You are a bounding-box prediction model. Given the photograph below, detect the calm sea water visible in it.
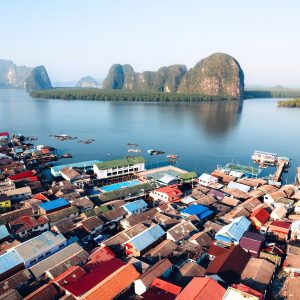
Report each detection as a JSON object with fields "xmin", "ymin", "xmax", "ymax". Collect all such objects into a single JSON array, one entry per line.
[{"xmin": 1, "ymin": 89, "xmax": 299, "ymax": 183}]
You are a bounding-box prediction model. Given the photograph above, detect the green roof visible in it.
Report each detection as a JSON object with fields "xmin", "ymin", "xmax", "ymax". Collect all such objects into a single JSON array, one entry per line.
[
  {"xmin": 179, "ymin": 171, "xmax": 198, "ymax": 181},
  {"xmin": 99, "ymin": 181, "xmax": 158, "ymax": 202},
  {"xmin": 95, "ymin": 156, "xmax": 145, "ymax": 170}
]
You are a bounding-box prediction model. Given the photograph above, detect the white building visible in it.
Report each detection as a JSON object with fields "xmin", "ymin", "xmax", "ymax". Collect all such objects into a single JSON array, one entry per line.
[
  {"xmin": 6, "ymin": 187, "xmax": 32, "ymax": 202},
  {"xmin": 198, "ymin": 173, "xmax": 218, "ymax": 187},
  {"xmin": 9, "ymin": 231, "xmax": 67, "ymax": 268},
  {"xmin": 93, "ymin": 157, "xmax": 145, "ymax": 179}
]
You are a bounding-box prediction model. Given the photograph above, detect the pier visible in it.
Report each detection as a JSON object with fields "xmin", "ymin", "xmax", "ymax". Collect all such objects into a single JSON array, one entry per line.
[{"xmin": 273, "ymin": 161, "xmax": 286, "ymax": 182}]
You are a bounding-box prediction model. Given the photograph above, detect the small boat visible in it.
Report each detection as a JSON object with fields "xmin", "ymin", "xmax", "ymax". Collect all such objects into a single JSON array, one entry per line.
[
  {"xmin": 128, "ymin": 148, "xmax": 142, "ymax": 153},
  {"xmin": 60, "ymin": 153, "xmax": 72, "ymax": 158},
  {"xmin": 127, "ymin": 142, "xmax": 139, "ymax": 147},
  {"xmin": 148, "ymin": 149, "xmax": 165, "ymax": 156},
  {"xmin": 78, "ymin": 139, "xmax": 95, "ymax": 144},
  {"xmin": 167, "ymin": 154, "xmax": 179, "ymax": 159}
]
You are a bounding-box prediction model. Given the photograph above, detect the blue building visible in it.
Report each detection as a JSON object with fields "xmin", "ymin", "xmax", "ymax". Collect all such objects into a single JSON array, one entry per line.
[
  {"xmin": 181, "ymin": 204, "xmax": 214, "ymax": 220},
  {"xmin": 215, "ymin": 216, "xmax": 251, "ymax": 245},
  {"xmin": 122, "ymin": 199, "xmax": 148, "ymax": 216},
  {"xmin": 0, "ymin": 250, "xmax": 24, "ymax": 280},
  {"xmin": 39, "ymin": 198, "xmax": 70, "ymax": 214}
]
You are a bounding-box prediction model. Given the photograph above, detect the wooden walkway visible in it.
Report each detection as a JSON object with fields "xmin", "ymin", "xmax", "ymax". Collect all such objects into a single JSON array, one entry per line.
[{"xmin": 273, "ymin": 161, "xmax": 285, "ymax": 182}]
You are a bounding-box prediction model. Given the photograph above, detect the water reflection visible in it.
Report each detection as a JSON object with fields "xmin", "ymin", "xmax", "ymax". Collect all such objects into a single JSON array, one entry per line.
[{"xmin": 193, "ymin": 100, "xmax": 243, "ymax": 137}]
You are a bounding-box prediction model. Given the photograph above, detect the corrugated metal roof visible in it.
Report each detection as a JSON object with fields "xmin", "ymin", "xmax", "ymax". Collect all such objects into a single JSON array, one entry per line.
[
  {"xmin": 228, "ymin": 181, "xmax": 251, "ymax": 193},
  {"xmin": 181, "ymin": 204, "xmax": 214, "ymax": 220},
  {"xmin": 95, "ymin": 156, "xmax": 145, "ymax": 170},
  {"xmin": 128, "ymin": 225, "xmax": 165, "ymax": 251},
  {"xmin": 122, "ymin": 199, "xmax": 147, "ymax": 213},
  {"xmin": 0, "ymin": 251, "xmax": 23, "ymax": 275},
  {"xmin": 38, "ymin": 198, "xmax": 69, "ymax": 212},
  {"xmin": 0, "ymin": 225, "xmax": 9, "ymax": 240}
]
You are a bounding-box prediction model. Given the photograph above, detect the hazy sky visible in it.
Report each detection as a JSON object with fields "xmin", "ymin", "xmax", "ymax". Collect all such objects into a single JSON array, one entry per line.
[{"xmin": 1, "ymin": 0, "xmax": 300, "ymax": 86}]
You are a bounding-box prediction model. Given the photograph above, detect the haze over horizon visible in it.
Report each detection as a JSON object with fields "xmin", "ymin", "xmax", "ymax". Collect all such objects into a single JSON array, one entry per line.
[{"xmin": 1, "ymin": 0, "xmax": 300, "ymax": 87}]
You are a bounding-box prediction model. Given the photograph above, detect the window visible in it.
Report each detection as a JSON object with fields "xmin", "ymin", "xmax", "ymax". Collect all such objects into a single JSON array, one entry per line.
[
  {"xmin": 45, "ymin": 251, "xmax": 51, "ymax": 256},
  {"xmin": 38, "ymin": 255, "xmax": 44, "ymax": 260},
  {"xmin": 118, "ymin": 171, "xmax": 123, "ymax": 174},
  {"xmin": 59, "ymin": 244, "xmax": 64, "ymax": 249},
  {"xmin": 113, "ymin": 172, "xmax": 117, "ymax": 175},
  {"xmin": 134, "ymin": 168, "xmax": 138, "ymax": 171},
  {"xmin": 107, "ymin": 173, "xmax": 112, "ymax": 176},
  {"xmin": 30, "ymin": 259, "xmax": 36, "ymax": 265},
  {"xmin": 129, "ymin": 169, "xmax": 134, "ymax": 172}
]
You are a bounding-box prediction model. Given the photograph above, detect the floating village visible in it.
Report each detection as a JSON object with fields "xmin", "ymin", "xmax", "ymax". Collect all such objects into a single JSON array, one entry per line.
[{"xmin": 1, "ymin": 131, "xmax": 300, "ymax": 300}]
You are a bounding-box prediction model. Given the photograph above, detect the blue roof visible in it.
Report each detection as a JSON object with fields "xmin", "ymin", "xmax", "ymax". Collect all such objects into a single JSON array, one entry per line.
[
  {"xmin": 129, "ymin": 225, "xmax": 165, "ymax": 251},
  {"xmin": 122, "ymin": 199, "xmax": 148, "ymax": 213},
  {"xmin": 0, "ymin": 251, "xmax": 24, "ymax": 275},
  {"xmin": 39, "ymin": 198, "xmax": 69, "ymax": 212},
  {"xmin": 181, "ymin": 204, "xmax": 214, "ymax": 220},
  {"xmin": 215, "ymin": 216, "xmax": 251, "ymax": 244},
  {"xmin": 0, "ymin": 225, "xmax": 9, "ymax": 240}
]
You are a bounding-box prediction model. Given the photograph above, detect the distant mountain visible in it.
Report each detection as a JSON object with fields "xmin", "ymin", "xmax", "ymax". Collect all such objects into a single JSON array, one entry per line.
[
  {"xmin": 25, "ymin": 66, "xmax": 52, "ymax": 92},
  {"xmin": 102, "ymin": 53, "xmax": 244, "ymax": 99},
  {"xmin": 102, "ymin": 64, "xmax": 187, "ymax": 93},
  {"xmin": 178, "ymin": 53, "xmax": 244, "ymax": 100},
  {"xmin": 0, "ymin": 59, "xmax": 32, "ymax": 88},
  {"xmin": 76, "ymin": 76, "xmax": 99, "ymax": 88}
]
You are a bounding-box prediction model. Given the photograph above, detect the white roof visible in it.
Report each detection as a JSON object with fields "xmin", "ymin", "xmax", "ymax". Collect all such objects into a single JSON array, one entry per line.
[
  {"xmin": 223, "ymin": 287, "xmax": 259, "ymax": 300},
  {"xmin": 159, "ymin": 174, "xmax": 178, "ymax": 184},
  {"xmin": 198, "ymin": 173, "xmax": 214, "ymax": 182},
  {"xmin": 228, "ymin": 181, "xmax": 251, "ymax": 193},
  {"xmin": 229, "ymin": 170, "xmax": 244, "ymax": 178},
  {"xmin": 271, "ymin": 206, "xmax": 287, "ymax": 219},
  {"xmin": 181, "ymin": 196, "xmax": 196, "ymax": 204}
]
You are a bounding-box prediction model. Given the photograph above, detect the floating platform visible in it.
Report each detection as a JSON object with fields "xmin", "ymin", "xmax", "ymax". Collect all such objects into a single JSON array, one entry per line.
[{"xmin": 223, "ymin": 163, "xmax": 263, "ymax": 178}]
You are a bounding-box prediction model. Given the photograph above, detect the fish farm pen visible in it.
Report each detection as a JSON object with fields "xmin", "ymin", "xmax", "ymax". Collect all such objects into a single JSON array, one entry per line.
[{"xmin": 223, "ymin": 163, "xmax": 263, "ymax": 178}]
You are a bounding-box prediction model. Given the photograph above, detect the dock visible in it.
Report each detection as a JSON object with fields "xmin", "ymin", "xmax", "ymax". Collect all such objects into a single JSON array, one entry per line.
[{"xmin": 273, "ymin": 161, "xmax": 286, "ymax": 182}]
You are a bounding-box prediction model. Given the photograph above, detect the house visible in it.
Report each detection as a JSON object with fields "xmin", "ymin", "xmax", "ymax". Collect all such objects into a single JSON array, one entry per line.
[
  {"xmin": 181, "ymin": 204, "xmax": 214, "ymax": 221},
  {"xmin": 80, "ymin": 216, "xmax": 103, "ymax": 236},
  {"xmin": 158, "ymin": 173, "xmax": 181, "ymax": 186},
  {"xmin": 52, "ymin": 266, "xmax": 86, "ymax": 287},
  {"xmin": 143, "ymin": 239, "xmax": 177, "ymax": 263},
  {"xmin": 122, "ymin": 199, "xmax": 148, "ymax": 216},
  {"xmin": 241, "ymin": 257, "xmax": 275, "ymax": 293},
  {"xmin": 5, "ymin": 187, "xmax": 32, "ymax": 202},
  {"xmin": 101, "ymin": 206, "xmax": 127, "ymax": 227},
  {"xmin": 10, "ymin": 231, "xmax": 67, "ymax": 268},
  {"xmin": 287, "ymin": 277, "xmax": 300, "ymax": 300},
  {"xmin": 38, "ymin": 198, "xmax": 70, "ymax": 214},
  {"xmin": 81, "ymin": 263, "xmax": 140, "ymax": 300},
  {"xmin": 0, "ymin": 225, "xmax": 10, "ymax": 242},
  {"xmin": 284, "ymin": 254, "xmax": 300, "ymax": 276},
  {"xmin": 166, "ymin": 220, "xmax": 197, "ymax": 243},
  {"xmin": 134, "ymin": 258, "xmax": 172, "ymax": 295},
  {"xmin": 264, "ymin": 190, "xmax": 287, "ymax": 205},
  {"xmin": 70, "ymin": 196, "xmax": 94, "ymax": 212},
  {"xmin": 268, "ymin": 220, "xmax": 291, "ymax": 240},
  {"xmin": 198, "ymin": 173, "xmax": 218, "ymax": 187},
  {"xmin": 170, "ymin": 241, "xmax": 205, "ymax": 268},
  {"xmin": 120, "ymin": 208, "xmax": 157, "ymax": 229},
  {"xmin": 150, "ymin": 185, "xmax": 183, "ymax": 203},
  {"xmin": 88, "ymin": 245, "xmax": 116, "ymax": 265},
  {"xmin": 215, "ymin": 216, "xmax": 251, "ymax": 245},
  {"xmin": 239, "ymin": 231, "xmax": 265, "ymax": 257},
  {"xmin": 271, "ymin": 206, "xmax": 288, "ymax": 220},
  {"xmin": 8, "ymin": 215, "xmax": 49, "ymax": 238},
  {"xmin": 227, "ymin": 181, "xmax": 251, "ymax": 193},
  {"xmin": 175, "ymin": 261, "xmax": 206, "ymax": 285},
  {"xmin": 60, "ymin": 167, "xmax": 82, "ymax": 182},
  {"xmin": 64, "ymin": 258, "xmax": 127, "ymax": 297},
  {"xmin": 0, "ymin": 251, "xmax": 24, "ymax": 281},
  {"xmin": 176, "ymin": 277, "xmax": 226, "ymax": 300},
  {"xmin": 124, "ymin": 224, "xmax": 165, "ymax": 256},
  {"xmin": 93, "ymin": 156, "xmax": 145, "ymax": 179},
  {"xmin": 250, "ymin": 207, "xmax": 270, "ymax": 229},
  {"xmin": 46, "ymin": 206, "xmax": 79, "ymax": 226},
  {"xmin": 23, "ymin": 282, "xmax": 62, "ymax": 300},
  {"xmin": 206, "ymin": 245, "xmax": 250, "ymax": 284},
  {"xmin": 142, "ymin": 277, "xmax": 182, "ymax": 299},
  {"xmin": 29, "ymin": 242, "xmax": 85, "ymax": 279},
  {"xmin": 290, "ymin": 220, "xmax": 300, "ymax": 240},
  {"xmin": 223, "ymin": 286, "xmax": 263, "ymax": 300},
  {"xmin": 128, "ymin": 257, "xmax": 150, "ymax": 274}
]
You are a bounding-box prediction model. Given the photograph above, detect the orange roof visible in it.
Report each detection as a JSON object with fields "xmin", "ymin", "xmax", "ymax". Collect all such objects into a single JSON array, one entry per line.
[
  {"xmin": 176, "ymin": 277, "xmax": 226, "ymax": 300},
  {"xmin": 82, "ymin": 264, "xmax": 140, "ymax": 300},
  {"xmin": 33, "ymin": 193, "xmax": 49, "ymax": 201},
  {"xmin": 151, "ymin": 278, "xmax": 182, "ymax": 295},
  {"xmin": 155, "ymin": 185, "xmax": 183, "ymax": 199}
]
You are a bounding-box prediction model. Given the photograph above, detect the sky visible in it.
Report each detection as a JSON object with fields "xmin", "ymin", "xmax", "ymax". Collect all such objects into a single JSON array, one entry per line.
[{"xmin": 1, "ymin": 0, "xmax": 300, "ymax": 87}]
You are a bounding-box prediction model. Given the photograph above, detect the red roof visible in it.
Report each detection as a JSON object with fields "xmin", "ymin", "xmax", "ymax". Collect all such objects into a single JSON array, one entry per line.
[
  {"xmin": 53, "ymin": 266, "xmax": 86, "ymax": 286},
  {"xmin": 9, "ymin": 215, "xmax": 49, "ymax": 234},
  {"xmin": 8, "ymin": 170, "xmax": 36, "ymax": 181},
  {"xmin": 65, "ymin": 258, "xmax": 126, "ymax": 296},
  {"xmin": 89, "ymin": 245, "xmax": 116, "ymax": 262},
  {"xmin": 151, "ymin": 278, "xmax": 182, "ymax": 295},
  {"xmin": 155, "ymin": 185, "xmax": 183, "ymax": 201},
  {"xmin": 0, "ymin": 132, "xmax": 9, "ymax": 137},
  {"xmin": 176, "ymin": 277, "xmax": 226, "ymax": 300},
  {"xmin": 250, "ymin": 207, "xmax": 270, "ymax": 225},
  {"xmin": 232, "ymin": 283, "xmax": 264, "ymax": 300},
  {"xmin": 208, "ymin": 242, "xmax": 230, "ymax": 257},
  {"xmin": 270, "ymin": 220, "xmax": 291, "ymax": 230},
  {"xmin": 33, "ymin": 193, "xmax": 49, "ymax": 201}
]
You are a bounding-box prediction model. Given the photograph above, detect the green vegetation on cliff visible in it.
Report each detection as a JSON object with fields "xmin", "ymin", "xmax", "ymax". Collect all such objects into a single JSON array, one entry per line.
[
  {"xmin": 25, "ymin": 66, "xmax": 52, "ymax": 92},
  {"xmin": 178, "ymin": 53, "xmax": 244, "ymax": 99},
  {"xmin": 30, "ymin": 88, "xmax": 236, "ymax": 102},
  {"xmin": 278, "ymin": 98, "xmax": 300, "ymax": 107}
]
